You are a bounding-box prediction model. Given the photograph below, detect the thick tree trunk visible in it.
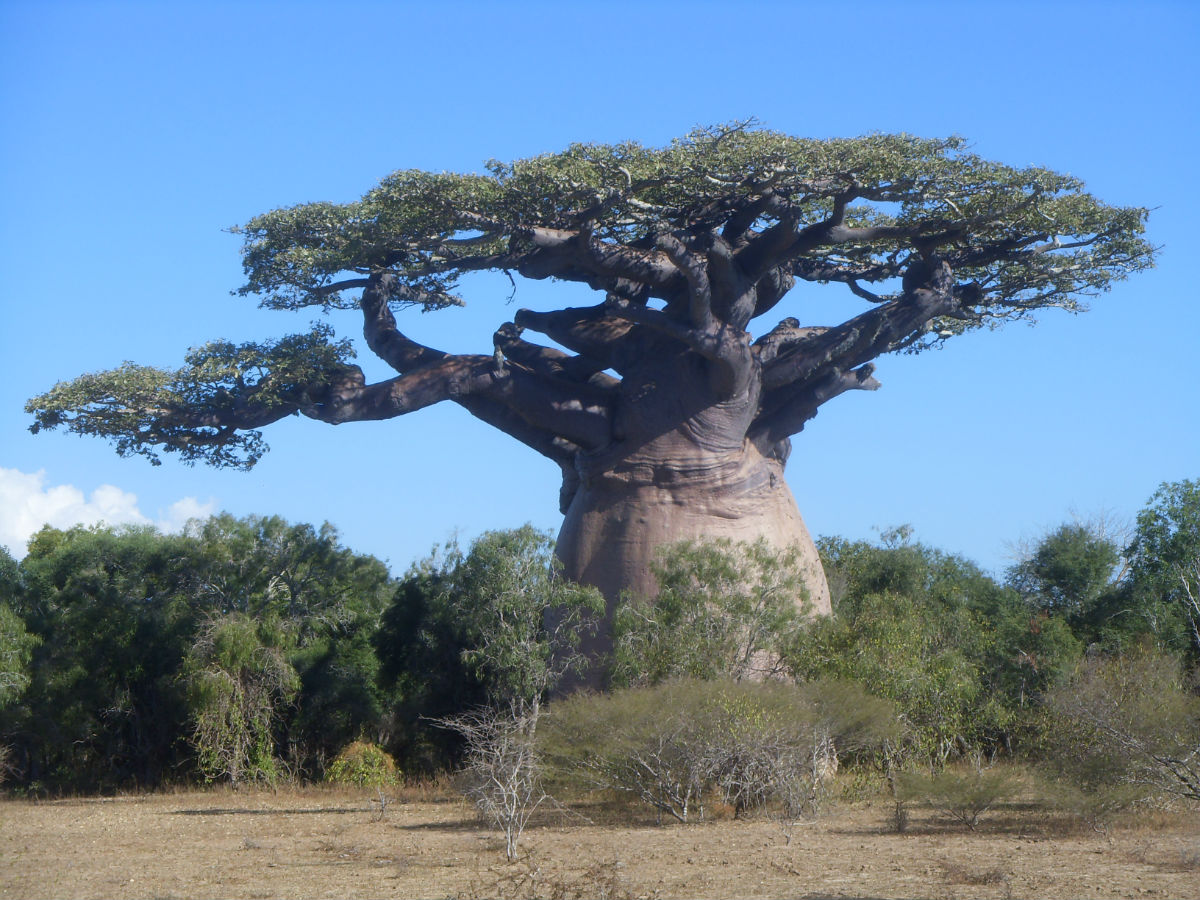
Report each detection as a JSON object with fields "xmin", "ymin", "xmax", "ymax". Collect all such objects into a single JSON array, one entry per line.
[
  {"xmin": 544, "ymin": 349, "xmax": 831, "ymax": 678},
  {"xmin": 555, "ymin": 435, "xmax": 830, "ymax": 666}
]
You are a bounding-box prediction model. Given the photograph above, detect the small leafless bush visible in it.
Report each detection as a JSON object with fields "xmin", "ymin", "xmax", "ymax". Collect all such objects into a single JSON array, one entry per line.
[
  {"xmin": 1175, "ymin": 845, "xmax": 1200, "ymax": 872},
  {"xmin": 439, "ymin": 704, "xmax": 546, "ymax": 861}
]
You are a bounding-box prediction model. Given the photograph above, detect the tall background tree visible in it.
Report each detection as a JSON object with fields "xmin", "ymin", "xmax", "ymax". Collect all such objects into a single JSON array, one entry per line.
[
  {"xmin": 27, "ymin": 125, "xmax": 1154, "ymax": 626},
  {"xmin": 374, "ymin": 526, "xmax": 602, "ymax": 769},
  {"xmin": 1125, "ymin": 480, "xmax": 1200, "ymax": 658},
  {"xmin": 0, "ymin": 515, "xmax": 394, "ymax": 790}
]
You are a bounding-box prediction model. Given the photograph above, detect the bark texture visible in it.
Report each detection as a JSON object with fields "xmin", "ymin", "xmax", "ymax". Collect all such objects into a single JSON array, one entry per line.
[
  {"xmin": 548, "ymin": 341, "xmax": 830, "ymax": 636},
  {"xmin": 555, "ymin": 443, "xmax": 828, "ymax": 648}
]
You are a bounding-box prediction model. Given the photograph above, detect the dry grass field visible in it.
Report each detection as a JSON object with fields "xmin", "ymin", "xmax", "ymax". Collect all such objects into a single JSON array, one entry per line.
[{"xmin": 2, "ymin": 783, "xmax": 1198, "ymax": 899}]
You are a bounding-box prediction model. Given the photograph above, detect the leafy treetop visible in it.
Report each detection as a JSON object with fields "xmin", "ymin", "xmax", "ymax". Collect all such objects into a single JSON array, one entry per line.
[{"xmin": 28, "ymin": 123, "xmax": 1155, "ymax": 471}]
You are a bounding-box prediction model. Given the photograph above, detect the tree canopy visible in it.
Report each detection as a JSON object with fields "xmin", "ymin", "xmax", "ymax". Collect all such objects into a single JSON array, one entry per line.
[{"xmin": 28, "ymin": 124, "xmax": 1154, "ymax": 476}]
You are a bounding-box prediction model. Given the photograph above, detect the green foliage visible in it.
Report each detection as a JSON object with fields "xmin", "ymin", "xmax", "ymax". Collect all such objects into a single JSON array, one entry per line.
[
  {"xmin": 10, "ymin": 524, "xmax": 200, "ymax": 790},
  {"xmin": 706, "ymin": 679, "xmax": 898, "ymax": 818},
  {"xmin": 543, "ymin": 680, "xmax": 727, "ymax": 823},
  {"xmin": 289, "ymin": 626, "xmax": 390, "ymax": 776},
  {"xmin": 324, "ymin": 740, "xmax": 399, "ymax": 788},
  {"xmin": 27, "ymin": 125, "xmax": 1155, "ymax": 469},
  {"xmin": 611, "ymin": 538, "xmax": 810, "ymax": 687},
  {"xmin": 375, "ymin": 526, "xmax": 603, "ymax": 771},
  {"xmin": 234, "ymin": 126, "xmax": 1153, "ymax": 322},
  {"xmin": 1126, "ymin": 480, "xmax": 1200, "ymax": 657},
  {"xmin": 791, "ymin": 532, "xmax": 1081, "ymax": 765},
  {"xmin": 184, "ymin": 513, "xmax": 394, "ymax": 778},
  {"xmin": 6, "ymin": 494, "xmax": 1197, "ymax": 799},
  {"xmin": 185, "ymin": 513, "xmax": 392, "ymax": 640},
  {"xmin": 1038, "ymin": 773, "xmax": 1147, "ymax": 832},
  {"xmin": 0, "ymin": 514, "xmax": 393, "ymax": 791},
  {"xmin": 445, "ymin": 527, "xmax": 603, "ymax": 710},
  {"xmin": 790, "ymin": 592, "xmax": 983, "ymax": 765},
  {"xmin": 542, "ymin": 679, "xmax": 897, "ymax": 823},
  {"xmin": 26, "ymin": 325, "xmax": 356, "ymax": 469},
  {"xmin": 0, "ymin": 549, "xmax": 37, "ymax": 709},
  {"xmin": 985, "ymin": 605, "xmax": 1081, "ymax": 715},
  {"xmin": 0, "ymin": 545, "xmax": 23, "ymax": 604},
  {"xmin": 184, "ymin": 613, "xmax": 300, "ymax": 785},
  {"xmin": 1008, "ymin": 523, "xmax": 1122, "ymax": 621},
  {"xmin": 895, "ymin": 767, "xmax": 1019, "ymax": 831},
  {"xmin": 1038, "ymin": 646, "xmax": 1200, "ymax": 806},
  {"xmin": 0, "ymin": 601, "xmax": 37, "ymax": 710},
  {"xmin": 374, "ymin": 556, "xmax": 479, "ymax": 771}
]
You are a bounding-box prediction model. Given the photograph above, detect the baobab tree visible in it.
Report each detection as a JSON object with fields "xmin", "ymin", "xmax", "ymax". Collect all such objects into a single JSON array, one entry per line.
[{"xmin": 28, "ymin": 124, "xmax": 1154, "ymax": 626}]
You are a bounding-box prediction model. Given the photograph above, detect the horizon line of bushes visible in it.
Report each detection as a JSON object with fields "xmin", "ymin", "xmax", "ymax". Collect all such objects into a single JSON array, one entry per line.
[{"xmin": 0, "ymin": 479, "xmax": 1197, "ymax": 812}]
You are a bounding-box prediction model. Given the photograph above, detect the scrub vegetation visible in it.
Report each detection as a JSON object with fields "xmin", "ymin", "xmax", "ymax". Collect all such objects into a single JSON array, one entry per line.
[{"xmin": 1, "ymin": 480, "xmax": 1197, "ymax": 898}]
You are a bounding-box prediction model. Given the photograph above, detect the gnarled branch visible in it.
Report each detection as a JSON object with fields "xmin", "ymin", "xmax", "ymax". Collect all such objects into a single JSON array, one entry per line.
[{"xmin": 750, "ymin": 363, "xmax": 881, "ymax": 452}]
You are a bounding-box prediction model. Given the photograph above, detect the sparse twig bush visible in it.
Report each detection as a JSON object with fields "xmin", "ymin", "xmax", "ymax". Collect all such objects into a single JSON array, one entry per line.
[
  {"xmin": 939, "ymin": 860, "xmax": 1011, "ymax": 889},
  {"xmin": 1039, "ymin": 647, "xmax": 1200, "ymax": 809},
  {"xmin": 439, "ymin": 704, "xmax": 546, "ymax": 861},
  {"xmin": 456, "ymin": 852, "xmax": 634, "ymax": 900}
]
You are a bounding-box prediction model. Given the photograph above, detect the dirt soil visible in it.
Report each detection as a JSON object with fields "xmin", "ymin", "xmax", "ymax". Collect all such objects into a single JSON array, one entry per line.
[{"xmin": 2, "ymin": 786, "xmax": 1197, "ymax": 899}]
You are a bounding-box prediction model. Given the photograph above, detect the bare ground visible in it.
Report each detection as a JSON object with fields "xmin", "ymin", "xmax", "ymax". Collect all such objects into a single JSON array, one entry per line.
[{"xmin": 2, "ymin": 785, "xmax": 1197, "ymax": 899}]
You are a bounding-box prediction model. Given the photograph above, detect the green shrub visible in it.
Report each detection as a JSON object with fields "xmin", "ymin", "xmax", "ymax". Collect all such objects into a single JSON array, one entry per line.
[
  {"xmin": 1037, "ymin": 773, "xmax": 1146, "ymax": 833},
  {"xmin": 896, "ymin": 766, "xmax": 1018, "ymax": 831},
  {"xmin": 611, "ymin": 538, "xmax": 810, "ymax": 686},
  {"xmin": 184, "ymin": 613, "xmax": 300, "ymax": 786},
  {"xmin": 325, "ymin": 740, "xmax": 400, "ymax": 787},
  {"xmin": 543, "ymin": 681, "xmax": 714, "ymax": 823},
  {"xmin": 1038, "ymin": 646, "xmax": 1200, "ymax": 809},
  {"xmin": 541, "ymin": 678, "xmax": 897, "ymax": 823}
]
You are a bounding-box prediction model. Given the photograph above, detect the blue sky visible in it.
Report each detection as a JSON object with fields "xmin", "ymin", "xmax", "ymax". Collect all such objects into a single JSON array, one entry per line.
[{"xmin": 2, "ymin": 0, "xmax": 1197, "ymax": 576}]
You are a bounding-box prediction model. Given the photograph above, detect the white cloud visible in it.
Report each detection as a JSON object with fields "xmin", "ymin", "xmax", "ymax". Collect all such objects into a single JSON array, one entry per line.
[
  {"xmin": 158, "ymin": 496, "xmax": 218, "ymax": 533},
  {"xmin": 0, "ymin": 468, "xmax": 216, "ymax": 558}
]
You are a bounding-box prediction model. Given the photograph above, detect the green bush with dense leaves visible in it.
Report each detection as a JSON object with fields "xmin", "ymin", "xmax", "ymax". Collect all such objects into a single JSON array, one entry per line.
[
  {"xmin": 789, "ymin": 534, "xmax": 1047, "ymax": 765},
  {"xmin": 1126, "ymin": 480, "xmax": 1200, "ymax": 659},
  {"xmin": 184, "ymin": 613, "xmax": 300, "ymax": 785},
  {"xmin": 0, "ymin": 516, "xmax": 393, "ymax": 791},
  {"xmin": 374, "ymin": 526, "xmax": 603, "ymax": 771},
  {"xmin": 325, "ymin": 740, "xmax": 400, "ymax": 787}
]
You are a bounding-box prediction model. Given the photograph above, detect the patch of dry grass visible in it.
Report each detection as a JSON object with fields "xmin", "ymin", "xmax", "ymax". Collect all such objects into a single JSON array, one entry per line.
[{"xmin": 1, "ymin": 781, "xmax": 1197, "ymax": 899}]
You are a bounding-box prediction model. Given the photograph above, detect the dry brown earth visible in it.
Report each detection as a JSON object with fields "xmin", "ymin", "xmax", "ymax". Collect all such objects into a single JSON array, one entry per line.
[{"xmin": 2, "ymin": 786, "xmax": 1197, "ymax": 899}]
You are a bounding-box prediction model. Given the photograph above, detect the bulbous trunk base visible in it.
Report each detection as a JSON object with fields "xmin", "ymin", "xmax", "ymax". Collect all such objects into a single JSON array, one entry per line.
[{"xmin": 555, "ymin": 442, "xmax": 830, "ymax": 670}]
